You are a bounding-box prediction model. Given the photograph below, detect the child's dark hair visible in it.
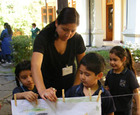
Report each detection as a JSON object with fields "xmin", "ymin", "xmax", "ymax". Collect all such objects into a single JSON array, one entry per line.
[
  {"xmin": 15, "ymin": 60, "xmax": 31, "ymax": 87},
  {"xmin": 80, "ymin": 53, "xmax": 106, "ymax": 75},
  {"xmin": 32, "ymin": 23, "xmax": 36, "ymax": 26},
  {"xmin": 110, "ymin": 46, "xmax": 136, "ymax": 75},
  {"xmin": 57, "ymin": 7, "xmax": 79, "ymax": 26}
]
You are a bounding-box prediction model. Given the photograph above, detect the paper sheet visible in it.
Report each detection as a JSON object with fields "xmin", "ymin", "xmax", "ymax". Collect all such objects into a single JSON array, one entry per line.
[{"xmin": 11, "ymin": 96, "xmax": 101, "ymax": 115}]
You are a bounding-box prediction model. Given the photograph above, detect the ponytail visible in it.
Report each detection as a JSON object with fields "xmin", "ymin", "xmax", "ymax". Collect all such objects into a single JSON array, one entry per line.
[{"xmin": 125, "ymin": 48, "xmax": 136, "ymax": 75}]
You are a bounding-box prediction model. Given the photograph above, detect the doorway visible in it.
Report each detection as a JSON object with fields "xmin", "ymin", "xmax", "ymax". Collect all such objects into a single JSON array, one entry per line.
[{"xmin": 106, "ymin": 0, "xmax": 114, "ymax": 41}]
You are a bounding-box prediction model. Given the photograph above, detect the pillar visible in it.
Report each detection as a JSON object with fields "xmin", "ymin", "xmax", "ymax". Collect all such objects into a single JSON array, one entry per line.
[
  {"xmin": 122, "ymin": 0, "xmax": 140, "ymax": 44},
  {"xmin": 91, "ymin": 0, "xmax": 104, "ymax": 47}
]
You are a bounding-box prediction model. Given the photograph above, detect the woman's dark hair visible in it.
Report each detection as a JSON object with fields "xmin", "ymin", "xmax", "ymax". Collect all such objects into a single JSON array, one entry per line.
[
  {"xmin": 4, "ymin": 22, "xmax": 13, "ymax": 35},
  {"xmin": 80, "ymin": 53, "xmax": 106, "ymax": 75},
  {"xmin": 15, "ymin": 60, "xmax": 31, "ymax": 87},
  {"xmin": 57, "ymin": 7, "xmax": 79, "ymax": 26},
  {"xmin": 110, "ymin": 46, "xmax": 136, "ymax": 75}
]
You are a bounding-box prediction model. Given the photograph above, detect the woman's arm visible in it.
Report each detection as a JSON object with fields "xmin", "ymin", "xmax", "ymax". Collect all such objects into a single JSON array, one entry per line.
[
  {"xmin": 31, "ymin": 52, "xmax": 57, "ymax": 102},
  {"xmin": 73, "ymin": 52, "xmax": 85, "ymax": 86},
  {"xmin": 133, "ymin": 88, "xmax": 140, "ymax": 115},
  {"xmin": 31, "ymin": 52, "xmax": 45, "ymax": 94},
  {"xmin": 76, "ymin": 52, "xmax": 85, "ymax": 64}
]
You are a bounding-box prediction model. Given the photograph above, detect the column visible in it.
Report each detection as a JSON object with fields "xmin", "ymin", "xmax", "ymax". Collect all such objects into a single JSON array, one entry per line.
[
  {"xmin": 122, "ymin": 0, "xmax": 140, "ymax": 44},
  {"xmin": 76, "ymin": 0, "xmax": 89, "ymax": 46},
  {"xmin": 91, "ymin": 0, "xmax": 104, "ymax": 47}
]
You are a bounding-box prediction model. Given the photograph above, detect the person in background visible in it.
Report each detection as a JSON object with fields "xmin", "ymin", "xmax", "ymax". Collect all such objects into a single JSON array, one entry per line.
[
  {"xmin": 31, "ymin": 7, "xmax": 86, "ymax": 102},
  {"xmin": 31, "ymin": 23, "xmax": 40, "ymax": 40},
  {"xmin": 66, "ymin": 52, "xmax": 116, "ymax": 115},
  {"xmin": 0, "ymin": 40, "xmax": 2, "ymax": 64},
  {"xmin": 0, "ymin": 41, "xmax": 5, "ymax": 64},
  {"xmin": 12, "ymin": 60, "xmax": 38, "ymax": 102},
  {"xmin": 105, "ymin": 46, "xmax": 140, "ymax": 115},
  {"xmin": 0, "ymin": 22, "xmax": 13, "ymax": 64}
]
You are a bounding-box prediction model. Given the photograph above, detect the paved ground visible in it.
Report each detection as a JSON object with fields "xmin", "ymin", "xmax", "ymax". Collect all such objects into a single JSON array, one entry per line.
[{"xmin": 0, "ymin": 64, "xmax": 16, "ymax": 115}]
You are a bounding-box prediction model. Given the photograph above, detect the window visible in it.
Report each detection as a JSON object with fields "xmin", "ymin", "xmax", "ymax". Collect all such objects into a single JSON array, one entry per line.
[
  {"xmin": 68, "ymin": 0, "xmax": 76, "ymax": 8},
  {"xmin": 41, "ymin": 5, "xmax": 56, "ymax": 26},
  {"xmin": 41, "ymin": 7, "xmax": 47, "ymax": 25},
  {"xmin": 48, "ymin": 8, "xmax": 53, "ymax": 23},
  {"xmin": 107, "ymin": 0, "xmax": 113, "ymax": 5}
]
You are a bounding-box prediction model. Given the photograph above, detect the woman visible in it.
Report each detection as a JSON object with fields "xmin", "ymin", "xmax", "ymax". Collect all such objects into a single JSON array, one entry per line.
[
  {"xmin": 31, "ymin": 7, "xmax": 86, "ymax": 101},
  {"xmin": 0, "ymin": 22, "xmax": 13, "ymax": 63}
]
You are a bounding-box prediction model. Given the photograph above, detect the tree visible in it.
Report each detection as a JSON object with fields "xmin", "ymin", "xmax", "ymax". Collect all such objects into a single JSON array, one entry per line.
[{"xmin": 0, "ymin": 0, "xmax": 45, "ymax": 36}]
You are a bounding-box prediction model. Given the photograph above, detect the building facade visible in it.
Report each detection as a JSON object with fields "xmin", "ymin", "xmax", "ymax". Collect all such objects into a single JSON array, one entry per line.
[{"xmin": 42, "ymin": 0, "xmax": 140, "ymax": 47}]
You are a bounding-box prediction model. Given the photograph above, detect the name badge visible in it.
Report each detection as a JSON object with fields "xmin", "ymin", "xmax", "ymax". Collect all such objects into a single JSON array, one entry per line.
[{"xmin": 62, "ymin": 65, "xmax": 73, "ymax": 76}]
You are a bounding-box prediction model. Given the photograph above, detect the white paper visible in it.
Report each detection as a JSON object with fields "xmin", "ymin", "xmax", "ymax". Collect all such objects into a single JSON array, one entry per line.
[{"xmin": 11, "ymin": 96, "xmax": 101, "ymax": 115}]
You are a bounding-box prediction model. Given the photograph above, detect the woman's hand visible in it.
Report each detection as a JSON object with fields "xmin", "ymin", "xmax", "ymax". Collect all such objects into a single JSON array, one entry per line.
[
  {"xmin": 136, "ymin": 109, "xmax": 140, "ymax": 115},
  {"xmin": 39, "ymin": 87, "xmax": 57, "ymax": 102},
  {"xmin": 22, "ymin": 91, "xmax": 38, "ymax": 102}
]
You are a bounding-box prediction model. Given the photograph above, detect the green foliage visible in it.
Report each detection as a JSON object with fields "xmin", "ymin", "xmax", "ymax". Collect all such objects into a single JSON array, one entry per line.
[
  {"xmin": 132, "ymin": 49, "xmax": 140, "ymax": 63},
  {"xmin": 0, "ymin": 0, "xmax": 45, "ymax": 35},
  {"xmin": 11, "ymin": 35, "xmax": 33, "ymax": 65},
  {"xmin": 95, "ymin": 50, "xmax": 110, "ymax": 60},
  {"xmin": 123, "ymin": 43, "xmax": 140, "ymax": 63},
  {"xmin": 87, "ymin": 50, "xmax": 110, "ymax": 60}
]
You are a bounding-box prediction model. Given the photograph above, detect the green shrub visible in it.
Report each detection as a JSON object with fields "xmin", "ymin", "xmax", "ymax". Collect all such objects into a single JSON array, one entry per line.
[
  {"xmin": 11, "ymin": 35, "xmax": 33, "ymax": 65},
  {"xmin": 87, "ymin": 50, "xmax": 110, "ymax": 60},
  {"xmin": 95, "ymin": 50, "xmax": 110, "ymax": 60},
  {"xmin": 131, "ymin": 49, "xmax": 140, "ymax": 63},
  {"xmin": 123, "ymin": 42, "xmax": 140, "ymax": 63}
]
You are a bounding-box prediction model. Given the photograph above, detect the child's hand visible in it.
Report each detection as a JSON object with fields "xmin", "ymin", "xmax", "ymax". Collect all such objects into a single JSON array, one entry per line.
[{"xmin": 23, "ymin": 91, "xmax": 38, "ymax": 102}]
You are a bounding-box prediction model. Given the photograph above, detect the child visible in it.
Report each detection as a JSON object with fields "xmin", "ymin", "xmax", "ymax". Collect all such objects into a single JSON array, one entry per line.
[
  {"xmin": 105, "ymin": 46, "xmax": 140, "ymax": 115},
  {"xmin": 12, "ymin": 60, "xmax": 38, "ymax": 102},
  {"xmin": 31, "ymin": 23, "xmax": 40, "ymax": 40},
  {"xmin": 66, "ymin": 53, "xmax": 116, "ymax": 115}
]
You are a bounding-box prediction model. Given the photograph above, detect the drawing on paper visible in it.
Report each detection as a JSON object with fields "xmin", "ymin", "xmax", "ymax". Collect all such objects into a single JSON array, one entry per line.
[{"xmin": 11, "ymin": 96, "xmax": 101, "ymax": 115}]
